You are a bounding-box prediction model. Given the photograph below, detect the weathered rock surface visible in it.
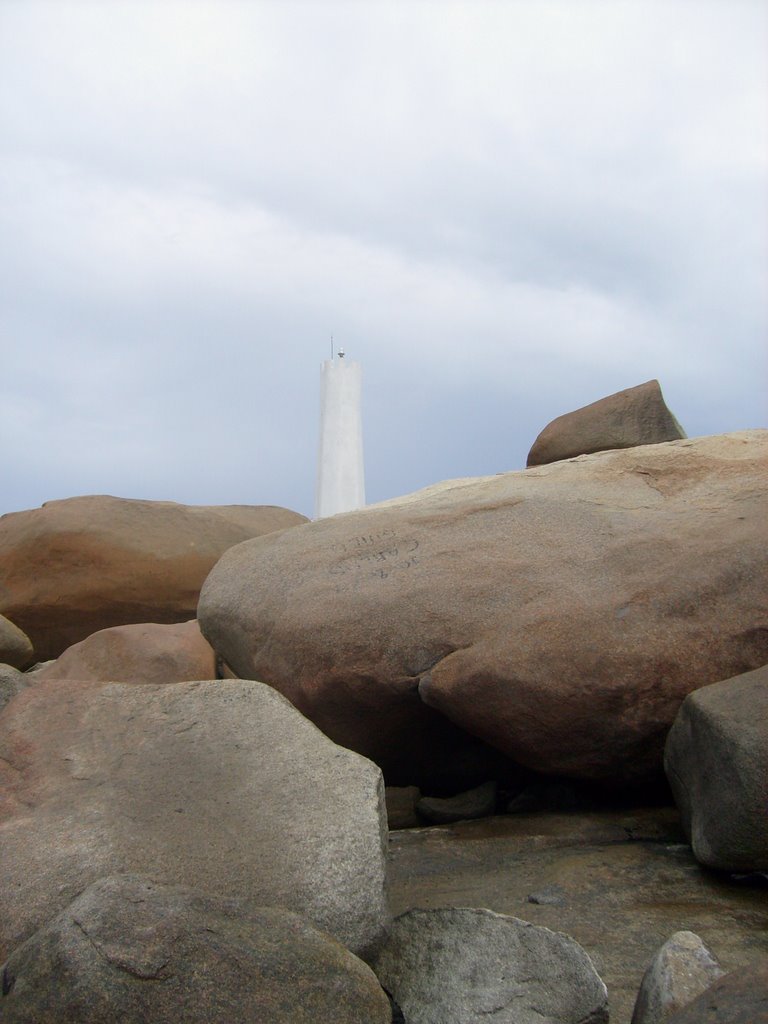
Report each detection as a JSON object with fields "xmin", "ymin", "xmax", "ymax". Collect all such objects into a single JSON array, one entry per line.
[
  {"xmin": 0, "ymin": 678, "xmax": 388, "ymax": 961},
  {"xmin": 0, "ymin": 875, "xmax": 392, "ymax": 1024},
  {"xmin": 665, "ymin": 665, "xmax": 768, "ymax": 871},
  {"xmin": 666, "ymin": 960, "xmax": 768, "ymax": 1023},
  {"xmin": 631, "ymin": 931, "xmax": 725, "ymax": 1024},
  {"xmin": 34, "ymin": 619, "xmax": 217, "ymax": 684},
  {"xmin": 387, "ymin": 809, "xmax": 768, "ymax": 1024},
  {"xmin": 0, "ymin": 495, "xmax": 308, "ymax": 660},
  {"xmin": 0, "ymin": 664, "xmax": 27, "ymax": 713},
  {"xmin": 0, "ymin": 613, "xmax": 33, "ymax": 669},
  {"xmin": 373, "ymin": 906, "xmax": 608, "ymax": 1024},
  {"xmin": 416, "ymin": 781, "xmax": 497, "ymax": 824},
  {"xmin": 199, "ymin": 431, "xmax": 768, "ymax": 788},
  {"xmin": 527, "ymin": 379, "xmax": 686, "ymax": 467}
]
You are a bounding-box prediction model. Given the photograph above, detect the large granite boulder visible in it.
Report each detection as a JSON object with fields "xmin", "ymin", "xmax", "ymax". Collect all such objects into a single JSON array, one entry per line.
[
  {"xmin": 0, "ymin": 495, "xmax": 308, "ymax": 660},
  {"xmin": 0, "ymin": 678, "xmax": 389, "ymax": 962},
  {"xmin": 666, "ymin": 960, "xmax": 768, "ymax": 1023},
  {"xmin": 0, "ymin": 875, "xmax": 392, "ymax": 1024},
  {"xmin": 527, "ymin": 379, "xmax": 686, "ymax": 466},
  {"xmin": 664, "ymin": 664, "xmax": 768, "ymax": 871},
  {"xmin": 372, "ymin": 907, "xmax": 608, "ymax": 1024},
  {"xmin": 34, "ymin": 620, "xmax": 217, "ymax": 684},
  {"xmin": 631, "ymin": 931, "xmax": 725, "ymax": 1024},
  {"xmin": 198, "ymin": 431, "xmax": 768, "ymax": 788},
  {"xmin": 0, "ymin": 613, "xmax": 33, "ymax": 669}
]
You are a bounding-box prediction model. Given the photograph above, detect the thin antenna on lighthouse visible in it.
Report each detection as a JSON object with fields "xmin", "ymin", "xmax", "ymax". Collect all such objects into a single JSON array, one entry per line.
[{"xmin": 330, "ymin": 335, "xmax": 334, "ymax": 360}]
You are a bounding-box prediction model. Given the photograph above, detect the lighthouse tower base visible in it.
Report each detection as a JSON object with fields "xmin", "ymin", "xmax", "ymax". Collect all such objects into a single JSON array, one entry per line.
[{"xmin": 315, "ymin": 356, "xmax": 365, "ymax": 519}]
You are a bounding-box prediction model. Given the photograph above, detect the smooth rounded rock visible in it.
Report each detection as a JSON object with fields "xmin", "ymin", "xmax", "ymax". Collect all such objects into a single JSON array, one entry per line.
[
  {"xmin": 34, "ymin": 620, "xmax": 217, "ymax": 684},
  {"xmin": 0, "ymin": 495, "xmax": 308, "ymax": 660},
  {"xmin": 0, "ymin": 874, "xmax": 392, "ymax": 1024},
  {"xmin": 372, "ymin": 906, "xmax": 608, "ymax": 1024}
]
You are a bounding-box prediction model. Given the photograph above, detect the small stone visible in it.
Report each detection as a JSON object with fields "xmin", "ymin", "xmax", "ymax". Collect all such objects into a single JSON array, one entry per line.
[
  {"xmin": 527, "ymin": 884, "xmax": 567, "ymax": 906},
  {"xmin": 416, "ymin": 781, "xmax": 497, "ymax": 824}
]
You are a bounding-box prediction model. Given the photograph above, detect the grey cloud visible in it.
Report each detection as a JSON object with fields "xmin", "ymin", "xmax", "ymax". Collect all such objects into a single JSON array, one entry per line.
[{"xmin": 0, "ymin": 1, "xmax": 765, "ymax": 518}]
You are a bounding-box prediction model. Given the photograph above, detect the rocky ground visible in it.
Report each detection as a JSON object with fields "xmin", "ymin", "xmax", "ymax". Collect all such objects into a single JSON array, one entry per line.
[
  {"xmin": 1, "ymin": 391, "xmax": 766, "ymax": 1021},
  {"xmin": 388, "ymin": 807, "xmax": 768, "ymax": 1023}
]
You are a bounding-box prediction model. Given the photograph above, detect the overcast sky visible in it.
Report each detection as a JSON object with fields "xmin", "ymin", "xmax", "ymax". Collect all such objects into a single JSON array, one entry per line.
[{"xmin": 1, "ymin": 0, "xmax": 765, "ymax": 519}]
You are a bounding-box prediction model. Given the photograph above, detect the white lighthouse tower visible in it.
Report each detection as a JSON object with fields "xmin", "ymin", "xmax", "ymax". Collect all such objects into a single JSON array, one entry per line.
[{"xmin": 315, "ymin": 347, "xmax": 366, "ymax": 519}]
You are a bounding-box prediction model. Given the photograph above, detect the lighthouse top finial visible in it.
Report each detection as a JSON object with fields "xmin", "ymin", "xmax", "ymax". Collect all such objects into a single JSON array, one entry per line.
[{"xmin": 338, "ymin": 347, "xmax": 345, "ymax": 359}]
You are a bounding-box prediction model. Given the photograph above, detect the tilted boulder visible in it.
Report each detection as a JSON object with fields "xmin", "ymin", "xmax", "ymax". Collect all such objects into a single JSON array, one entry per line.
[
  {"xmin": 372, "ymin": 907, "xmax": 608, "ymax": 1024},
  {"xmin": 527, "ymin": 379, "xmax": 686, "ymax": 466},
  {"xmin": 664, "ymin": 665, "xmax": 768, "ymax": 871},
  {"xmin": 34, "ymin": 620, "xmax": 217, "ymax": 684},
  {"xmin": 631, "ymin": 930, "xmax": 725, "ymax": 1024},
  {"xmin": 0, "ymin": 678, "xmax": 389, "ymax": 962},
  {"xmin": 0, "ymin": 613, "xmax": 34, "ymax": 669},
  {"xmin": 0, "ymin": 875, "xmax": 392, "ymax": 1024},
  {"xmin": 0, "ymin": 495, "xmax": 308, "ymax": 660},
  {"xmin": 198, "ymin": 431, "xmax": 768, "ymax": 789}
]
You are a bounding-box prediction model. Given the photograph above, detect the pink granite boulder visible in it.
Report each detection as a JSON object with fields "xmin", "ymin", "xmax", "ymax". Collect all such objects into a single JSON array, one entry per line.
[
  {"xmin": 34, "ymin": 620, "xmax": 217, "ymax": 685},
  {"xmin": 0, "ymin": 495, "xmax": 307, "ymax": 660}
]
